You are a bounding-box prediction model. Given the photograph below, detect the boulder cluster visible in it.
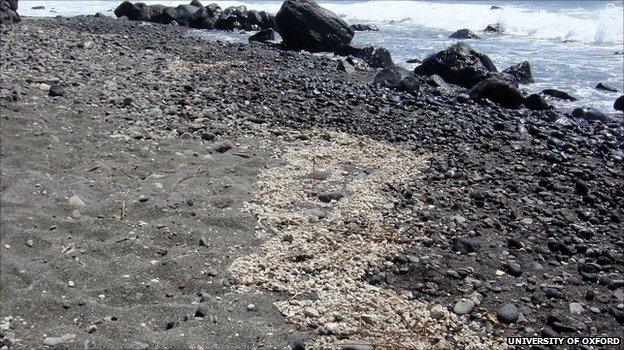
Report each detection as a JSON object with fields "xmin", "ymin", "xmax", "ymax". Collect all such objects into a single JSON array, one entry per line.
[
  {"xmin": 0, "ymin": 0, "xmax": 19, "ymax": 25},
  {"xmin": 114, "ymin": 0, "xmax": 275, "ymax": 31}
]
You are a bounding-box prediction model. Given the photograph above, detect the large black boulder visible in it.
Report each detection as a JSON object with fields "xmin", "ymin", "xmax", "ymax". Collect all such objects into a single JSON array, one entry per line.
[
  {"xmin": 0, "ymin": 0, "xmax": 20, "ymax": 24},
  {"xmin": 449, "ymin": 28, "xmax": 480, "ymax": 39},
  {"xmin": 161, "ymin": 4, "xmax": 200, "ymax": 26},
  {"xmin": 214, "ymin": 5, "xmax": 248, "ymax": 30},
  {"xmin": 374, "ymin": 66, "xmax": 420, "ymax": 95},
  {"xmin": 595, "ymin": 82, "xmax": 618, "ymax": 92},
  {"xmin": 614, "ymin": 95, "xmax": 624, "ymax": 111},
  {"xmin": 113, "ymin": 1, "xmax": 166, "ymax": 22},
  {"xmin": 247, "ymin": 10, "xmax": 275, "ymax": 30},
  {"xmin": 189, "ymin": 4, "xmax": 221, "ymax": 29},
  {"xmin": 503, "ymin": 61, "xmax": 534, "ymax": 84},
  {"xmin": 275, "ymin": 0, "xmax": 354, "ymax": 52},
  {"xmin": 414, "ymin": 42, "xmax": 497, "ymax": 88},
  {"xmin": 571, "ymin": 107, "xmax": 610, "ymax": 123},
  {"xmin": 468, "ymin": 78, "xmax": 525, "ymax": 109}
]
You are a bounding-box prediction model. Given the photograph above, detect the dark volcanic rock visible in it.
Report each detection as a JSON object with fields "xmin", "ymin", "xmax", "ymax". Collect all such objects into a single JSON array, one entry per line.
[
  {"xmin": 246, "ymin": 10, "xmax": 275, "ymax": 30},
  {"xmin": 350, "ymin": 23, "xmax": 379, "ymax": 31},
  {"xmin": 595, "ymin": 82, "xmax": 618, "ymax": 92},
  {"xmin": 449, "ymin": 28, "xmax": 480, "ymax": 39},
  {"xmin": 503, "ymin": 61, "xmax": 534, "ymax": 84},
  {"xmin": 614, "ymin": 95, "xmax": 624, "ymax": 111},
  {"xmin": 161, "ymin": 4, "xmax": 200, "ymax": 26},
  {"xmin": 336, "ymin": 45, "xmax": 395, "ymax": 69},
  {"xmin": 542, "ymin": 89, "xmax": 577, "ymax": 101},
  {"xmin": 468, "ymin": 78, "xmax": 524, "ymax": 108},
  {"xmin": 414, "ymin": 42, "xmax": 497, "ymax": 88},
  {"xmin": 214, "ymin": 5, "xmax": 249, "ymax": 30},
  {"xmin": 497, "ymin": 304, "xmax": 519, "ymax": 324},
  {"xmin": 114, "ymin": 1, "xmax": 166, "ymax": 22},
  {"xmin": 249, "ymin": 28, "xmax": 276, "ymax": 43},
  {"xmin": 524, "ymin": 94, "xmax": 551, "ymax": 110},
  {"xmin": 48, "ymin": 85, "xmax": 65, "ymax": 97},
  {"xmin": 571, "ymin": 107, "xmax": 610, "ymax": 123},
  {"xmin": 5, "ymin": 0, "xmax": 16, "ymax": 10},
  {"xmin": 275, "ymin": 0, "xmax": 354, "ymax": 52},
  {"xmin": 0, "ymin": 0, "xmax": 20, "ymax": 25},
  {"xmin": 374, "ymin": 66, "xmax": 420, "ymax": 95},
  {"xmin": 189, "ymin": 4, "xmax": 221, "ymax": 29},
  {"xmin": 484, "ymin": 23, "xmax": 502, "ymax": 33}
]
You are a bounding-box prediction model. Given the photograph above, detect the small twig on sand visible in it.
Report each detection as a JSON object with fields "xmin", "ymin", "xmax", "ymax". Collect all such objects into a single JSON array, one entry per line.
[
  {"xmin": 119, "ymin": 168, "xmax": 134, "ymax": 179},
  {"xmin": 174, "ymin": 166, "xmax": 202, "ymax": 188},
  {"xmin": 121, "ymin": 201, "xmax": 125, "ymax": 219}
]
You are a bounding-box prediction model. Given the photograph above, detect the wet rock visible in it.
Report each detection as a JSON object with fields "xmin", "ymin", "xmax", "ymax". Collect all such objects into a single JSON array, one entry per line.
[
  {"xmin": 484, "ymin": 23, "xmax": 502, "ymax": 33},
  {"xmin": 571, "ymin": 107, "xmax": 609, "ymax": 123},
  {"xmin": 503, "ymin": 61, "xmax": 534, "ymax": 84},
  {"xmin": 336, "ymin": 45, "xmax": 395, "ymax": 69},
  {"xmin": 249, "ymin": 28, "xmax": 275, "ymax": 43},
  {"xmin": 468, "ymin": 78, "xmax": 524, "ymax": 109},
  {"xmin": 350, "ymin": 23, "xmax": 379, "ymax": 31},
  {"xmin": 614, "ymin": 95, "xmax": 624, "ymax": 111},
  {"xmin": 275, "ymin": 0, "xmax": 354, "ymax": 52},
  {"xmin": 414, "ymin": 42, "xmax": 497, "ymax": 88},
  {"xmin": 595, "ymin": 82, "xmax": 618, "ymax": 92},
  {"xmin": 524, "ymin": 94, "xmax": 551, "ymax": 110},
  {"xmin": 542, "ymin": 89, "xmax": 577, "ymax": 101},
  {"xmin": 449, "ymin": 29, "xmax": 480, "ymax": 39},
  {"xmin": 497, "ymin": 303, "xmax": 519, "ymax": 324}
]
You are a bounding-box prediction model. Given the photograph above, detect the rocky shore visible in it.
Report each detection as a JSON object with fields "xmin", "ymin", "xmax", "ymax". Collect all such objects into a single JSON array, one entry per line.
[{"xmin": 1, "ymin": 8, "xmax": 623, "ymax": 350}]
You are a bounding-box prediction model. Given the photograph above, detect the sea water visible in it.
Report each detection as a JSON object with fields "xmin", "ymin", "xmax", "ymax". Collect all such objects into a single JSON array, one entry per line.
[{"xmin": 19, "ymin": 0, "xmax": 624, "ymax": 112}]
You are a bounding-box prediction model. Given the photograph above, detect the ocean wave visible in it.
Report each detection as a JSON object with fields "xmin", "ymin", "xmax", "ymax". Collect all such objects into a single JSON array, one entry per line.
[{"xmin": 314, "ymin": 0, "xmax": 623, "ymax": 46}]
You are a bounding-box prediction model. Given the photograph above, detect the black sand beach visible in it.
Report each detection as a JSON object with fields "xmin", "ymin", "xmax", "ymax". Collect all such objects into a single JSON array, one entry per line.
[{"xmin": 1, "ymin": 11, "xmax": 623, "ymax": 350}]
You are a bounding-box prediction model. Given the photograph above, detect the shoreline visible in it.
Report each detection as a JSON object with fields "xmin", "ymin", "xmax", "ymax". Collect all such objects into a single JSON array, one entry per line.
[{"xmin": 1, "ymin": 15, "xmax": 623, "ymax": 349}]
